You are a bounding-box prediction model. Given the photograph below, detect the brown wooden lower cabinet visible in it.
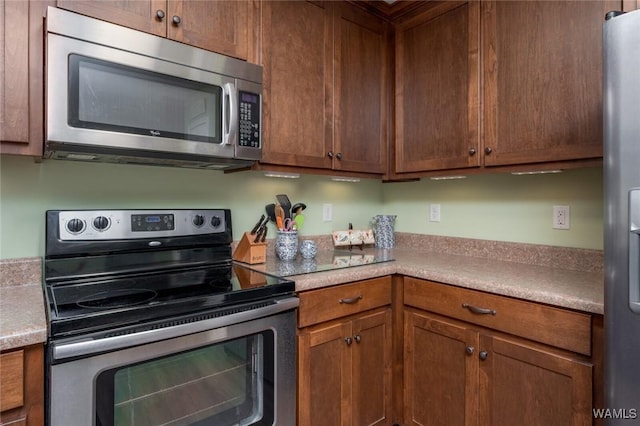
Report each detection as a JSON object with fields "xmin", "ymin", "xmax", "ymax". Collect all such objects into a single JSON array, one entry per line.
[
  {"xmin": 296, "ymin": 275, "xmax": 599, "ymax": 426},
  {"xmin": 297, "ymin": 276, "xmax": 394, "ymax": 426},
  {"xmin": 0, "ymin": 344, "xmax": 44, "ymax": 426},
  {"xmin": 404, "ymin": 309, "xmax": 593, "ymax": 426}
]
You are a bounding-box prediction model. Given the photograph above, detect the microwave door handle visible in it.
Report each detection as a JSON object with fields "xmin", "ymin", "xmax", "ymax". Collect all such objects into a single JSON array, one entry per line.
[{"xmin": 223, "ymin": 83, "xmax": 238, "ymax": 146}]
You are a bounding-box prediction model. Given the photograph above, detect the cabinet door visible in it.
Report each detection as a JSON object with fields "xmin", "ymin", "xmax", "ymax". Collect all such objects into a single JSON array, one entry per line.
[
  {"xmin": 404, "ymin": 310, "xmax": 478, "ymax": 426},
  {"xmin": 1, "ymin": 0, "xmax": 47, "ymax": 155},
  {"xmin": 166, "ymin": 0, "xmax": 250, "ymax": 60},
  {"xmin": 333, "ymin": 3, "xmax": 388, "ymax": 174},
  {"xmin": 56, "ymin": 0, "xmax": 166, "ymax": 37},
  {"xmin": 261, "ymin": 1, "xmax": 333, "ymax": 169},
  {"xmin": 395, "ymin": 1, "xmax": 480, "ymax": 173},
  {"xmin": 298, "ymin": 320, "xmax": 352, "ymax": 426},
  {"xmin": 479, "ymin": 335, "xmax": 592, "ymax": 426},
  {"xmin": 352, "ymin": 309, "xmax": 392, "ymax": 426},
  {"xmin": 482, "ymin": 0, "xmax": 617, "ymax": 166}
]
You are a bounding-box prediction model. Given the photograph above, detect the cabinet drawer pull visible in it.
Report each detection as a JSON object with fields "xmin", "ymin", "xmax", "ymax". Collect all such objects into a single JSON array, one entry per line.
[
  {"xmin": 462, "ymin": 303, "xmax": 496, "ymax": 316},
  {"xmin": 345, "ymin": 337, "xmax": 353, "ymax": 346},
  {"xmin": 339, "ymin": 295, "xmax": 363, "ymax": 304}
]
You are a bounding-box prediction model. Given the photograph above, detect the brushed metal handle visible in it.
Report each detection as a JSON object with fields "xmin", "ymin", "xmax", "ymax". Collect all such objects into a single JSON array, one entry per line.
[
  {"xmin": 155, "ymin": 9, "xmax": 165, "ymax": 20},
  {"xmin": 466, "ymin": 346, "xmax": 475, "ymax": 355},
  {"xmin": 354, "ymin": 334, "xmax": 361, "ymax": 343},
  {"xmin": 462, "ymin": 303, "xmax": 496, "ymax": 316},
  {"xmin": 336, "ymin": 152, "xmax": 343, "ymax": 160},
  {"xmin": 339, "ymin": 295, "xmax": 363, "ymax": 304},
  {"xmin": 469, "ymin": 148, "xmax": 476, "ymax": 156},
  {"xmin": 327, "ymin": 151, "xmax": 334, "ymax": 159},
  {"xmin": 345, "ymin": 337, "xmax": 353, "ymax": 346},
  {"xmin": 485, "ymin": 147, "xmax": 493, "ymax": 155},
  {"xmin": 479, "ymin": 351, "xmax": 488, "ymax": 361},
  {"xmin": 172, "ymin": 15, "xmax": 181, "ymax": 25}
]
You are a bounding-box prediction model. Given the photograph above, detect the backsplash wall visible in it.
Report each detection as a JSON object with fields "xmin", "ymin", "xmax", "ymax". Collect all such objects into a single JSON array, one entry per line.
[{"xmin": 0, "ymin": 156, "xmax": 603, "ymax": 259}]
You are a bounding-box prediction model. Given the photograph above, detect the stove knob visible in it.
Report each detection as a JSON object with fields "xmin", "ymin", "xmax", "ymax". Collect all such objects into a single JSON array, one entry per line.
[
  {"xmin": 193, "ymin": 214, "xmax": 205, "ymax": 227},
  {"xmin": 66, "ymin": 218, "xmax": 85, "ymax": 234},
  {"xmin": 93, "ymin": 216, "xmax": 110, "ymax": 231},
  {"xmin": 210, "ymin": 215, "xmax": 221, "ymax": 228}
]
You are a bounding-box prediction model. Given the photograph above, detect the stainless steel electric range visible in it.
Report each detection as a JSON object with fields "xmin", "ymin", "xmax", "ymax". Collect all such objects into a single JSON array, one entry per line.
[{"xmin": 43, "ymin": 209, "xmax": 298, "ymax": 426}]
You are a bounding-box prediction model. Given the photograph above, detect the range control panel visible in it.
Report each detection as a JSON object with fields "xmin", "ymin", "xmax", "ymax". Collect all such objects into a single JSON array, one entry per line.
[{"xmin": 57, "ymin": 209, "xmax": 227, "ymax": 240}]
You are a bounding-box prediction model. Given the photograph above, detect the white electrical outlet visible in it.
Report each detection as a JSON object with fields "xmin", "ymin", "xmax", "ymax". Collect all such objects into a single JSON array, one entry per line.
[
  {"xmin": 553, "ymin": 205, "xmax": 570, "ymax": 230},
  {"xmin": 322, "ymin": 203, "xmax": 333, "ymax": 222},
  {"xmin": 429, "ymin": 204, "xmax": 441, "ymax": 222}
]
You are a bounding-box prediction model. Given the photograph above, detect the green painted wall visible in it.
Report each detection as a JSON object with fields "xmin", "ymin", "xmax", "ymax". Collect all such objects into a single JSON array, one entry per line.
[
  {"xmin": 382, "ymin": 167, "xmax": 603, "ymax": 250},
  {"xmin": 0, "ymin": 155, "xmax": 603, "ymax": 259}
]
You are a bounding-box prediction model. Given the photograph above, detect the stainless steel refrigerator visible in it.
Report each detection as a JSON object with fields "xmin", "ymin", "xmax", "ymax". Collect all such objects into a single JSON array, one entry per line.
[{"xmin": 604, "ymin": 8, "xmax": 640, "ymax": 423}]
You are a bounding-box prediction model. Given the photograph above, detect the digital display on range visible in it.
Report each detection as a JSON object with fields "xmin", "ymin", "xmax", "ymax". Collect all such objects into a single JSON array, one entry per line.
[{"xmin": 131, "ymin": 214, "xmax": 175, "ymax": 232}]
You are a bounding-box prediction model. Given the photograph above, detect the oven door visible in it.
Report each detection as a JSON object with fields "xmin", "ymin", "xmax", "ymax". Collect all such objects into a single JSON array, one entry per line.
[{"xmin": 48, "ymin": 306, "xmax": 297, "ymax": 426}]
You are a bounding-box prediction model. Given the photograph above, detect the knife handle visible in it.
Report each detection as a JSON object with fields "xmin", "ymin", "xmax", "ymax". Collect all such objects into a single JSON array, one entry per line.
[{"xmin": 250, "ymin": 214, "xmax": 265, "ymax": 234}]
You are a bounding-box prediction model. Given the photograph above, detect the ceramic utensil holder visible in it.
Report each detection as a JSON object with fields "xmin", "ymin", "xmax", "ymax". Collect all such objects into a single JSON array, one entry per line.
[{"xmin": 275, "ymin": 230, "xmax": 298, "ymax": 261}]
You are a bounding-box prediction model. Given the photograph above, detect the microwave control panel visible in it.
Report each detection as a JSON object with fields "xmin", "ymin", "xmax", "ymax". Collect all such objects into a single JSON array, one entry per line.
[{"xmin": 238, "ymin": 91, "xmax": 260, "ymax": 148}]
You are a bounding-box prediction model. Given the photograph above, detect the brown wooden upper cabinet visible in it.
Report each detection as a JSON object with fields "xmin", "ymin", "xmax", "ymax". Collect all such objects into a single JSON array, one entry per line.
[
  {"xmin": 56, "ymin": 0, "xmax": 254, "ymax": 60},
  {"xmin": 260, "ymin": 1, "xmax": 389, "ymax": 175},
  {"xmin": 394, "ymin": 1, "xmax": 480, "ymax": 174},
  {"xmin": 0, "ymin": 0, "xmax": 49, "ymax": 156},
  {"xmin": 393, "ymin": 0, "xmax": 618, "ymax": 177},
  {"xmin": 481, "ymin": 0, "xmax": 616, "ymax": 167}
]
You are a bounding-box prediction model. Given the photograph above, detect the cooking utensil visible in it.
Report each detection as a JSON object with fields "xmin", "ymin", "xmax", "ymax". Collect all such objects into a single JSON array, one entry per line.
[
  {"xmin": 276, "ymin": 194, "xmax": 292, "ymax": 220},
  {"xmin": 265, "ymin": 203, "xmax": 276, "ymax": 223},
  {"xmin": 250, "ymin": 214, "xmax": 265, "ymax": 234},
  {"xmin": 275, "ymin": 204, "xmax": 285, "ymax": 230},
  {"xmin": 292, "ymin": 202, "xmax": 306, "ymax": 230},
  {"xmin": 283, "ymin": 218, "xmax": 295, "ymax": 231}
]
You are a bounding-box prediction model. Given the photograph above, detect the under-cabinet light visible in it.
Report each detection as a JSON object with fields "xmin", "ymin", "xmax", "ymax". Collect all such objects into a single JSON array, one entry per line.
[
  {"xmin": 263, "ymin": 172, "xmax": 300, "ymax": 179},
  {"xmin": 511, "ymin": 170, "xmax": 563, "ymax": 175},
  {"xmin": 429, "ymin": 175, "xmax": 467, "ymax": 181},
  {"xmin": 331, "ymin": 177, "xmax": 361, "ymax": 183}
]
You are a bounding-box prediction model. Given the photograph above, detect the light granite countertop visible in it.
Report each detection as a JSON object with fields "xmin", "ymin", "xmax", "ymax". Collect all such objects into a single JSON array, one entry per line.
[
  {"xmin": 282, "ymin": 248, "xmax": 604, "ymax": 314},
  {"xmin": 0, "ymin": 257, "xmax": 47, "ymax": 351},
  {"xmin": 0, "ymin": 237, "xmax": 604, "ymax": 351}
]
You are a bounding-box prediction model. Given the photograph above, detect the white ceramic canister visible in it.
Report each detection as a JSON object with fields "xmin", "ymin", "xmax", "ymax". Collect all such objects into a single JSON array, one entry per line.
[{"xmin": 372, "ymin": 215, "xmax": 397, "ymax": 249}]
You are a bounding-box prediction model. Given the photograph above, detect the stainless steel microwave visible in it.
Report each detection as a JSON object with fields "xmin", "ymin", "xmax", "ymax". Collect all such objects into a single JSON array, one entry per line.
[{"xmin": 45, "ymin": 7, "xmax": 262, "ymax": 170}]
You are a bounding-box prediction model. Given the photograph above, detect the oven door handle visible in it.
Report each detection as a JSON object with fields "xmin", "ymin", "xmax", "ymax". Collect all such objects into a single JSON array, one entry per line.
[{"xmin": 52, "ymin": 296, "xmax": 299, "ymax": 361}]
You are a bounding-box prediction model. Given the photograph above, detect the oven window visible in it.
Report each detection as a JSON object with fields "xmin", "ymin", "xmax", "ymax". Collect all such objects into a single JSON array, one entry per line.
[
  {"xmin": 68, "ymin": 54, "xmax": 223, "ymax": 144},
  {"xmin": 95, "ymin": 332, "xmax": 274, "ymax": 426}
]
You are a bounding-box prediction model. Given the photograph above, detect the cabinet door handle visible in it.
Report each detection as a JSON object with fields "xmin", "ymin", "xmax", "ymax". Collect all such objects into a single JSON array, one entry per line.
[
  {"xmin": 462, "ymin": 303, "xmax": 496, "ymax": 316},
  {"xmin": 172, "ymin": 15, "xmax": 182, "ymax": 25},
  {"xmin": 156, "ymin": 10, "xmax": 165, "ymax": 20},
  {"xmin": 354, "ymin": 334, "xmax": 361, "ymax": 343},
  {"xmin": 339, "ymin": 295, "xmax": 363, "ymax": 304},
  {"xmin": 465, "ymin": 346, "xmax": 475, "ymax": 355},
  {"xmin": 327, "ymin": 151, "xmax": 334, "ymax": 159},
  {"xmin": 469, "ymin": 148, "xmax": 476, "ymax": 156},
  {"xmin": 345, "ymin": 337, "xmax": 353, "ymax": 346},
  {"xmin": 485, "ymin": 147, "xmax": 493, "ymax": 155},
  {"xmin": 336, "ymin": 152, "xmax": 343, "ymax": 160},
  {"xmin": 479, "ymin": 351, "xmax": 488, "ymax": 361}
]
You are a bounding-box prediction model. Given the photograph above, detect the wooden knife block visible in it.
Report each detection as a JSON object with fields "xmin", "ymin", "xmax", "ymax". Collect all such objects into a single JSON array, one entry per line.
[{"xmin": 233, "ymin": 232, "xmax": 267, "ymax": 264}]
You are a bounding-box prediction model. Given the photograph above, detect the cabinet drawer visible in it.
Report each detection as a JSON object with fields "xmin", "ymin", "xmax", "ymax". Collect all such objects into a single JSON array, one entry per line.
[
  {"xmin": 0, "ymin": 350, "xmax": 24, "ymax": 412},
  {"xmin": 298, "ymin": 276, "xmax": 392, "ymax": 328},
  {"xmin": 404, "ymin": 278, "xmax": 592, "ymax": 355}
]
